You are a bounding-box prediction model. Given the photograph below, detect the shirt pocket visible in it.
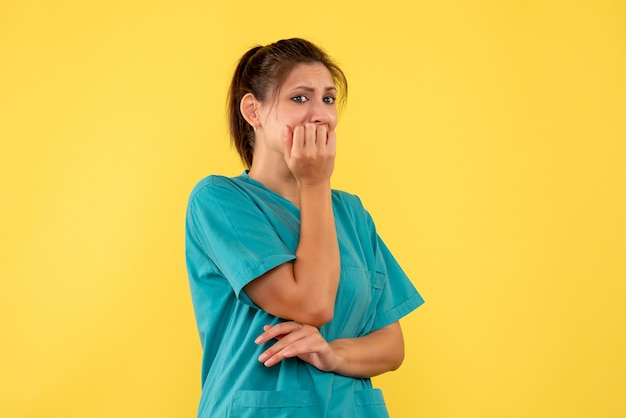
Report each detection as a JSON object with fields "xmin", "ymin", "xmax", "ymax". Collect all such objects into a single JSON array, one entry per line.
[
  {"xmin": 372, "ymin": 270, "xmax": 386, "ymax": 294},
  {"xmin": 229, "ymin": 390, "xmax": 319, "ymax": 418},
  {"xmin": 355, "ymin": 388, "xmax": 390, "ymax": 418}
]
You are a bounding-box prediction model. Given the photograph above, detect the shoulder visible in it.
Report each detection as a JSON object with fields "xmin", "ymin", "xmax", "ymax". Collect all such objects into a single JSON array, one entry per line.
[
  {"xmin": 188, "ymin": 174, "xmax": 247, "ymax": 204},
  {"xmin": 189, "ymin": 174, "xmax": 235, "ymax": 196},
  {"xmin": 332, "ymin": 188, "xmax": 363, "ymax": 208},
  {"xmin": 331, "ymin": 189, "xmax": 373, "ymax": 224}
]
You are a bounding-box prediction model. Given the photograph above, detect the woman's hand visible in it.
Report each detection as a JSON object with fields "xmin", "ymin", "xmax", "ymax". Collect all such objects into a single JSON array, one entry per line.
[
  {"xmin": 284, "ymin": 123, "xmax": 336, "ymax": 188},
  {"xmin": 255, "ymin": 321, "xmax": 341, "ymax": 372},
  {"xmin": 255, "ymin": 321, "xmax": 405, "ymax": 378}
]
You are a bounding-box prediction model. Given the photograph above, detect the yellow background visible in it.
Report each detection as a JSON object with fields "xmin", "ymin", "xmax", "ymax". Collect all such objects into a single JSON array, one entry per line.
[{"xmin": 2, "ymin": 1, "xmax": 625, "ymax": 417}]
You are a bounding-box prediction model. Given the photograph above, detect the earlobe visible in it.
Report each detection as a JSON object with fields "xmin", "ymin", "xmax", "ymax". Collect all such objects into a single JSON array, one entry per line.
[{"xmin": 240, "ymin": 93, "xmax": 260, "ymax": 129}]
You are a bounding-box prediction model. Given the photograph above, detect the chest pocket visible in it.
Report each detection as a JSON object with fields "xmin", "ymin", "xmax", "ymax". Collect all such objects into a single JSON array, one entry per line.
[
  {"xmin": 322, "ymin": 267, "xmax": 386, "ymax": 339},
  {"xmin": 229, "ymin": 390, "xmax": 320, "ymax": 418}
]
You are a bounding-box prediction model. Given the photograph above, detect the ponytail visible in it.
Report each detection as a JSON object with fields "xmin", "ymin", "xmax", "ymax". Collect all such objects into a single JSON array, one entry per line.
[{"xmin": 227, "ymin": 45, "xmax": 262, "ymax": 168}]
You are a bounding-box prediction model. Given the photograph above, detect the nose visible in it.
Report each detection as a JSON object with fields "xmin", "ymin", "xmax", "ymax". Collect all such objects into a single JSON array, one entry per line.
[{"xmin": 309, "ymin": 101, "xmax": 331, "ymax": 125}]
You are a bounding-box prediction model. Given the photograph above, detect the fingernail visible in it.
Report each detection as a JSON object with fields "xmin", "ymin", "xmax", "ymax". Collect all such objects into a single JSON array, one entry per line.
[
  {"xmin": 258, "ymin": 353, "xmax": 267, "ymax": 362},
  {"xmin": 255, "ymin": 336, "xmax": 262, "ymax": 344}
]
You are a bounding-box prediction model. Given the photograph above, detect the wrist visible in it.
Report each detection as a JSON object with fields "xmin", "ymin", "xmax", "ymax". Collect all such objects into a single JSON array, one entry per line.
[
  {"xmin": 328, "ymin": 339, "xmax": 347, "ymax": 374},
  {"xmin": 297, "ymin": 180, "xmax": 331, "ymax": 192},
  {"xmin": 298, "ymin": 182, "xmax": 332, "ymax": 207}
]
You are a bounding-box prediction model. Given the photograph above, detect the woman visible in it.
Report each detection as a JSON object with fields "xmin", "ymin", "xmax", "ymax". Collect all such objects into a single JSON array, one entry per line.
[{"xmin": 185, "ymin": 38, "xmax": 424, "ymax": 417}]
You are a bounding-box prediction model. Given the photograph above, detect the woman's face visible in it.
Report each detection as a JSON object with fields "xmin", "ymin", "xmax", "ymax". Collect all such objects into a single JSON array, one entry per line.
[{"xmin": 256, "ymin": 62, "xmax": 338, "ymax": 150}]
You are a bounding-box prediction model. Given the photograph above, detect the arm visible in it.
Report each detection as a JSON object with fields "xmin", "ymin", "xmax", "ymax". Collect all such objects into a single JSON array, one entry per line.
[
  {"xmin": 330, "ymin": 322, "xmax": 405, "ymax": 377},
  {"xmin": 244, "ymin": 124, "xmax": 340, "ymax": 327},
  {"xmin": 255, "ymin": 321, "xmax": 405, "ymax": 378}
]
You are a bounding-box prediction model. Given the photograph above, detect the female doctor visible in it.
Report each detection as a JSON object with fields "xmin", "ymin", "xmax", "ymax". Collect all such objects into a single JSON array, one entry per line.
[{"xmin": 185, "ymin": 38, "xmax": 424, "ymax": 417}]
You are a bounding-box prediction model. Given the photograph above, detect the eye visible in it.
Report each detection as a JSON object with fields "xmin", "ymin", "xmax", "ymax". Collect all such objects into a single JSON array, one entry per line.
[
  {"xmin": 291, "ymin": 95, "xmax": 308, "ymax": 103},
  {"xmin": 323, "ymin": 96, "xmax": 336, "ymax": 104}
]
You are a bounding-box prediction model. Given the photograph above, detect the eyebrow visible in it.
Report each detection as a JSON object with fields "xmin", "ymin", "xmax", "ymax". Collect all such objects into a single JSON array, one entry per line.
[{"xmin": 290, "ymin": 86, "xmax": 337, "ymax": 93}]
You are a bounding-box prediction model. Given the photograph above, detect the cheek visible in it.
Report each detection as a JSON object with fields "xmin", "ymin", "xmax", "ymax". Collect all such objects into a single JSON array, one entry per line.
[
  {"xmin": 279, "ymin": 107, "xmax": 306, "ymax": 125},
  {"xmin": 329, "ymin": 113, "xmax": 339, "ymax": 130}
]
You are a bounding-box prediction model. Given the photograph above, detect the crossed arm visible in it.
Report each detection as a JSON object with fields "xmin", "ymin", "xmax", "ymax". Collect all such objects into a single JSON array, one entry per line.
[
  {"xmin": 243, "ymin": 123, "xmax": 405, "ymax": 378},
  {"xmin": 255, "ymin": 320, "xmax": 405, "ymax": 378}
]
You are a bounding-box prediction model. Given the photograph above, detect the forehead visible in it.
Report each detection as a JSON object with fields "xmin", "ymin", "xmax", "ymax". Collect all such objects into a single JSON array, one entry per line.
[{"xmin": 280, "ymin": 62, "xmax": 335, "ymax": 89}]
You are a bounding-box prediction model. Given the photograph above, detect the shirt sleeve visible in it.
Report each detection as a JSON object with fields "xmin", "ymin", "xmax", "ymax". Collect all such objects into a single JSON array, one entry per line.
[
  {"xmin": 186, "ymin": 178, "xmax": 296, "ymax": 307},
  {"xmin": 351, "ymin": 196, "xmax": 424, "ymax": 330},
  {"xmin": 371, "ymin": 235, "xmax": 425, "ymax": 330}
]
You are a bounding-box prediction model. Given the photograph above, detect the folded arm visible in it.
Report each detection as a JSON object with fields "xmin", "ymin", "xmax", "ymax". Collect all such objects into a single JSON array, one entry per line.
[
  {"xmin": 244, "ymin": 124, "xmax": 340, "ymax": 327},
  {"xmin": 256, "ymin": 321, "xmax": 405, "ymax": 378}
]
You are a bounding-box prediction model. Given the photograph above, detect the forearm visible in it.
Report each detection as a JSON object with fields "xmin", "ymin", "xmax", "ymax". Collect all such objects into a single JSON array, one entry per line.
[
  {"xmin": 243, "ymin": 124, "xmax": 339, "ymax": 326},
  {"xmin": 329, "ymin": 322, "xmax": 405, "ymax": 378},
  {"xmin": 293, "ymin": 182, "xmax": 340, "ymax": 322}
]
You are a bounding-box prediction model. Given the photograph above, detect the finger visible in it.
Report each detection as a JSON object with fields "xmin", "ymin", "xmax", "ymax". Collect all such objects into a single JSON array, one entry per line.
[
  {"xmin": 283, "ymin": 125, "xmax": 293, "ymax": 160},
  {"xmin": 261, "ymin": 332, "xmax": 324, "ymax": 367},
  {"xmin": 255, "ymin": 322, "xmax": 302, "ymax": 344},
  {"xmin": 263, "ymin": 325, "xmax": 284, "ymax": 338},
  {"xmin": 316, "ymin": 124, "xmax": 328, "ymax": 148},
  {"xmin": 290, "ymin": 125, "xmax": 305, "ymax": 158},
  {"xmin": 304, "ymin": 123, "xmax": 317, "ymax": 151},
  {"xmin": 326, "ymin": 130, "xmax": 336, "ymax": 155},
  {"xmin": 257, "ymin": 324, "xmax": 312, "ymax": 363},
  {"xmin": 258, "ymin": 332, "xmax": 305, "ymax": 365},
  {"xmin": 259, "ymin": 335, "xmax": 308, "ymax": 366}
]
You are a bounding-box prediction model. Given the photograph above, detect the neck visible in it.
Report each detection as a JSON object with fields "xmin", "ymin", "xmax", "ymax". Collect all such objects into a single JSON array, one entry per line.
[{"xmin": 248, "ymin": 153, "xmax": 300, "ymax": 207}]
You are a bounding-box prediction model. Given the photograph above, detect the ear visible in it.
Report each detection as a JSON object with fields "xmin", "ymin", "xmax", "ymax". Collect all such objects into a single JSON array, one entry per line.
[{"xmin": 240, "ymin": 93, "xmax": 261, "ymax": 129}]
